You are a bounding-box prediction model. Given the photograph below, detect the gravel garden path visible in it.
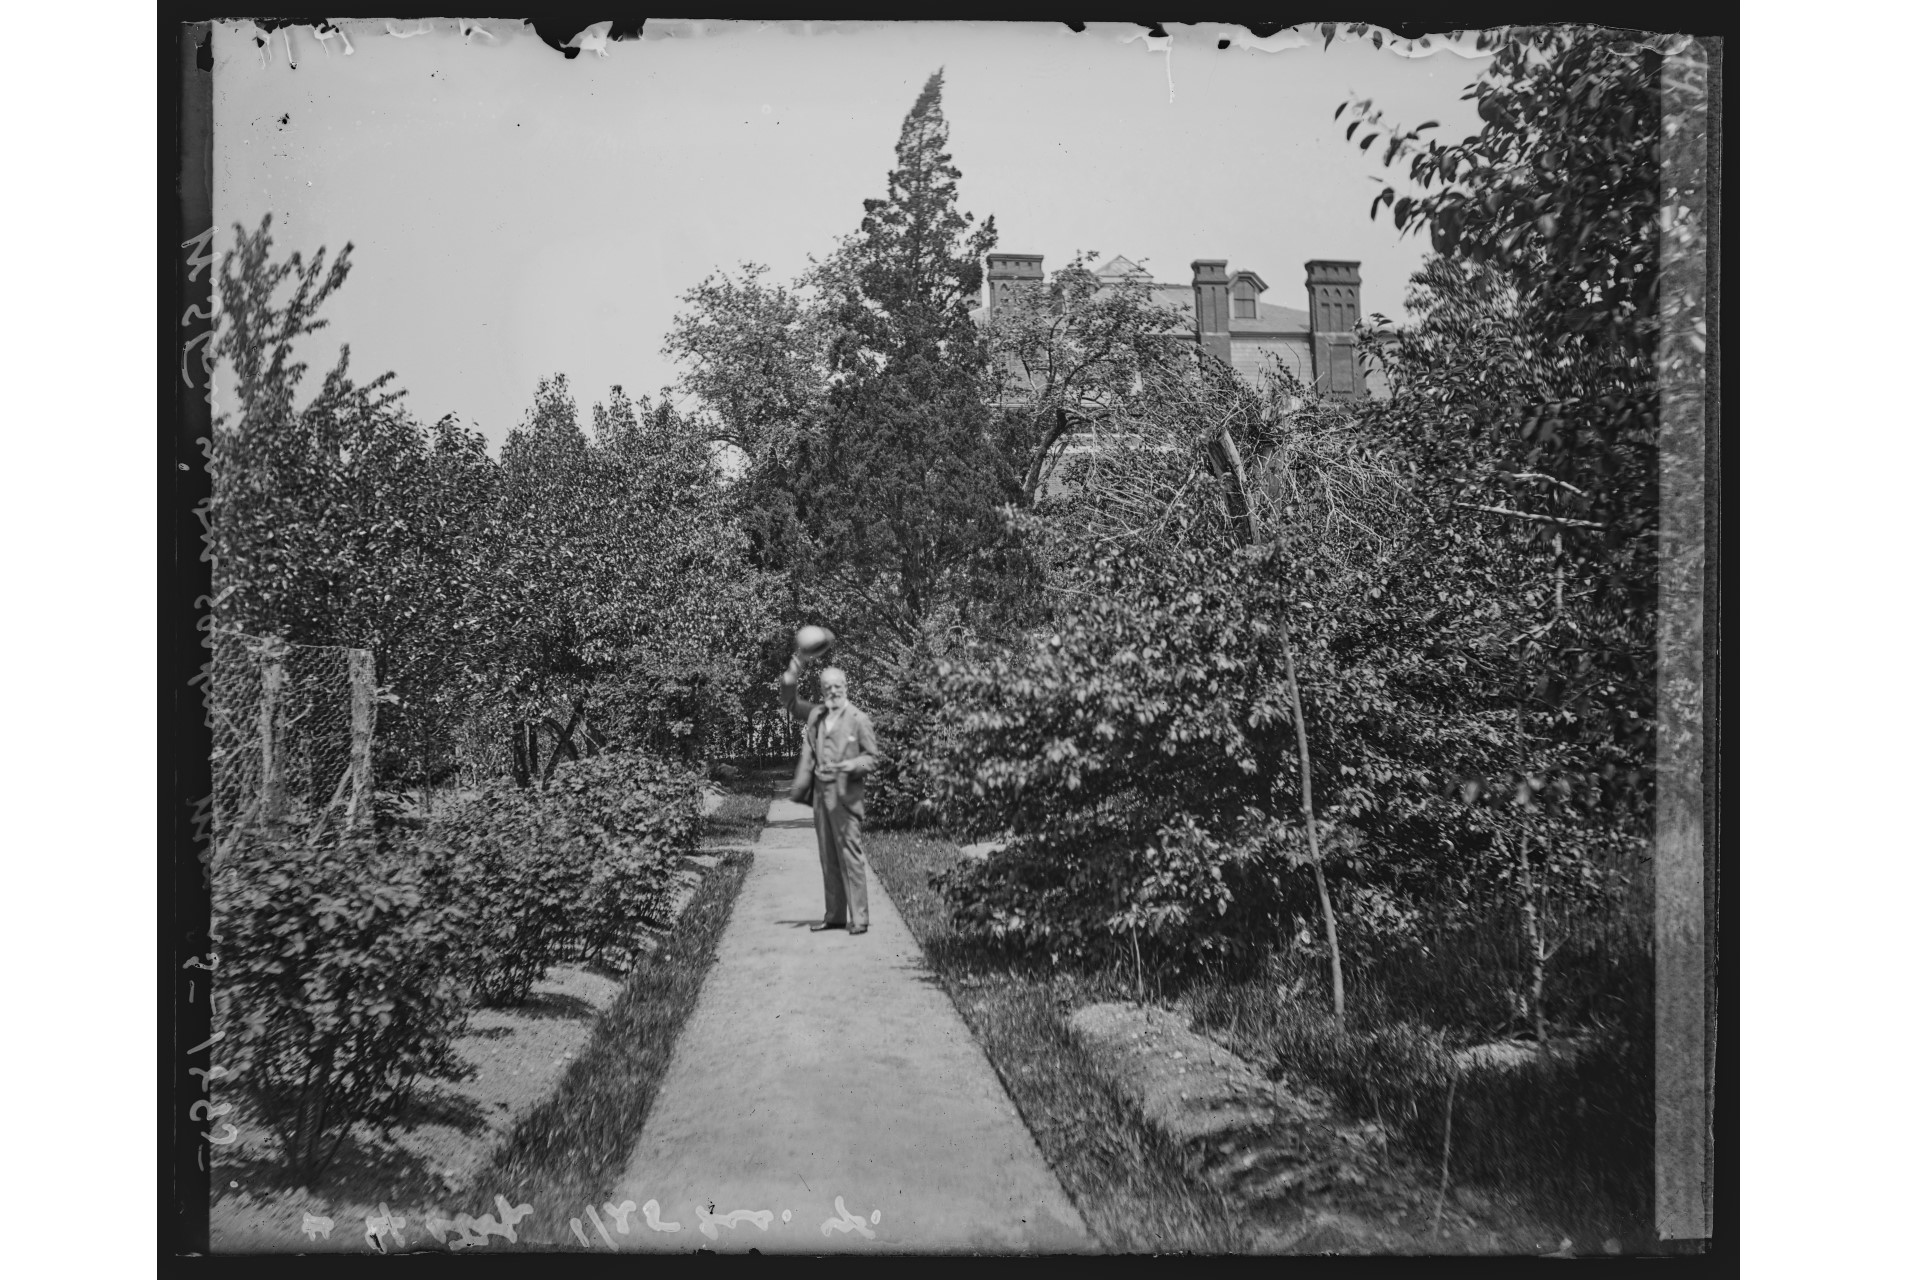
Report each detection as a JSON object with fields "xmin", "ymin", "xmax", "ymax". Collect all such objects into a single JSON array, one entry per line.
[{"xmin": 603, "ymin": 798, "xmax": 1091, "ymax": 1254}]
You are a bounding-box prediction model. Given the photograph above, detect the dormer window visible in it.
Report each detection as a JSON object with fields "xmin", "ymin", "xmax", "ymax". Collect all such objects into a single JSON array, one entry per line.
[{"xmin": 1228, "ymin": 270, "xmax": 1267, "ymax": 320}]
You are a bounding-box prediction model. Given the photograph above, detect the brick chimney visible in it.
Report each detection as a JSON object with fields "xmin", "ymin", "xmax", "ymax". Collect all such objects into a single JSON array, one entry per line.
[
  {"xmin": 1305, "ymin": 260, "xmax": 1362, "ymax": 398},
  {"xmin": 1191, "ymin": 260, "xmax": 1231, "ymax": 366},
  {"xmin": 985, "ymin": 253, "xmax": 1044, "ymax": 320}
]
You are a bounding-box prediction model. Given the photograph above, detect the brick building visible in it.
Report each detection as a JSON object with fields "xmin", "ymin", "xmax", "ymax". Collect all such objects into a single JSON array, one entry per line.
[{"xmin": 978, "ymin": 252, "xmax": 1381, "ymax": 399}]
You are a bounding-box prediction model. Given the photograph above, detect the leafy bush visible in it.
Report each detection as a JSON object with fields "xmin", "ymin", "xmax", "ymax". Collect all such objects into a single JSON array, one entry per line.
[
  {"xmin": 208, "ymin": 748, "xmax": 701, "ymax": 1181},
  {"xmin": 926, "ymin": 538, "xmax": 1303, "ymax": 971},
  {"xmin": 862, "ymin": 734, "xmax": 941, "ymax": 829},
  {"xmin": 855, "ymin": 629, "xmax": 957, "ymax": 831},
  {"xmin": 434, "ymin": 750, "xmax": 705, "ymax": 1005},
  {"xmin": 212, "ymin": 827, "xmax": 475, "ymax": 1179},
  {"xmin": 423, "ymin": 785, "xmax": 572, "ymax": 1008},
  {"xmin": 555, "ymin": 751, "xmax": 706, "ymax": 958}
]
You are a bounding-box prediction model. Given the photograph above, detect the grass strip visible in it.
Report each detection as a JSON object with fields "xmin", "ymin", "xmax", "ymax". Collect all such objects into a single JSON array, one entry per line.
[
  {"xmin": 704, "ymin": 774, "xmax": 780, "ymax": 846},
  {"xmin": 472, "ymin": 776, "xmax": 773, "ymax": 1248},
  {"xmin": 866, "ymin": 828, "xmax": 1254, "ymax": 1254}
]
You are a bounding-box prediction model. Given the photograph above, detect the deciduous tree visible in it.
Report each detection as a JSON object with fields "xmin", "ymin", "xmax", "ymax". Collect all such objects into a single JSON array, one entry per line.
[{"xmin": 1337, "ymin": 25, "xmax": 1676, "ymax": 841}]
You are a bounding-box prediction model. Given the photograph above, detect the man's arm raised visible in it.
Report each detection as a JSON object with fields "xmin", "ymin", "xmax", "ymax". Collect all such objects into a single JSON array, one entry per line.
[{"xmin": 778, "ymin": 652, "xmax": 816, "ymax": 724}]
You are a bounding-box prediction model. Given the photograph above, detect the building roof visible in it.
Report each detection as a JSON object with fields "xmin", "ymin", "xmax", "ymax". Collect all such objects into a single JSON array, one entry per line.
[
  {"xmin": 1231, "ymin": 301, "xmax": 1312, "ymax": 336},
  {"xmin": 1091, "ymin": 254, "xmax": 1154, "ymax": 281},
  {"xmin": 977, "ymin": 258, "xmax": 1312, "ymax": 336}
]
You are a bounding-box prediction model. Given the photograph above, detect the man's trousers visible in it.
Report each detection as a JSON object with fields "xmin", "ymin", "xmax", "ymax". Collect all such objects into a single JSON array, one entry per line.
[{"xmin": 813, "ymin": 798, "xmax": 869, "ymax": 929}]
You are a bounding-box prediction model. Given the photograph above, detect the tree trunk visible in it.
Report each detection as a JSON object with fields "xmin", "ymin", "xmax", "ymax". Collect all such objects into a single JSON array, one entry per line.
[
  {"xmin": 1022, "ymin": 406, "xmax": 1077, "ymax": 499},
  {"xmin": 1431, "ymin": 1072, "xmax": 1459, "ymax": 1239},
  {"xmin": 508, "ymin": 720, "xmax": 531, "ymax": 789},
  {"xmin": 1517, "ymin": 833, "xmax": 1551, "ymax": 1045},
  {"xmin": 1281, "ymin": 615, "xmax": 1345, "ymax": 1026},
  {"xmin": 540, "ymin": 697, "xmax": 587, "ymax": 784},
  {"xmin": 1201, "ymin": 420, "xmax": 1344, "ymax": 1026},
  {"xmin": 295, "ymin": 1041, "xmax": 334, "ymax": 1176},
  {"xmin": 1513, "ymin": 707, "xmax": 1550, "ymax": 1045}
]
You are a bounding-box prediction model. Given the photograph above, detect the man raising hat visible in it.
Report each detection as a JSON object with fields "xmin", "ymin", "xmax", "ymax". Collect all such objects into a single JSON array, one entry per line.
[{"xmin": 779, "ymin": 645, "xmax": 881, "ymax": 935}]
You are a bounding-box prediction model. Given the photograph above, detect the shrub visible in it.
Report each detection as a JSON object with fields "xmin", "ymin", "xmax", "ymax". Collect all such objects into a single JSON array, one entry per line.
[
  {"xmin": 435, "ymin": 749, "xmax": 705, "ymax": 1005},
  {"xmin": 925, "ymin": 539, "xmax": 1304, "ymax": 972},
  {"xmin": 843, "ymin": 614, "xmax": 963, "ymax": 831},
  {"xmin": 932, "ymin": 821, "xmax": 1293, "ymax": 977},
  {"xmin": 426, "ymin": 784, "xmax": 574, "ymax": 1008},
  {"xmin": 555, "ymin": 751, "xmax": 705, "ymax": 959},
  {"xmin": 862, "ymin": 697, "xmax": 948, "ymax": 831},
  {"xmin": 211, "ymin": 827, "xmax": 475, "ymax": 1179}
]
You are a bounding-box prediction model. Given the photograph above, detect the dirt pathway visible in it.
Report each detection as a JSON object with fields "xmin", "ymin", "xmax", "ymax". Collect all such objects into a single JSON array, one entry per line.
[{"xmin": 603, "ymin": 798, "xmax": 1091, "ymax": 1254}]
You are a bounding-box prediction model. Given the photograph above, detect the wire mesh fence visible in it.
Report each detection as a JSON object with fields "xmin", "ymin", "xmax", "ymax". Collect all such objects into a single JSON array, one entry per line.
[
  {"xmin": 208, "ymin": 629, "xmax": 797, "ymax": 831},
  {"xmin": 207, "ymin": 629, "xmax": 375, "ymax": 849}
]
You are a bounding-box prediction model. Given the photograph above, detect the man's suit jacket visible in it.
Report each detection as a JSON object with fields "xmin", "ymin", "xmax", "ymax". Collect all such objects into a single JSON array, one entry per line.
[{"xmin": 780, "ymin": 674, "xmax": 881, "ymax": 819}]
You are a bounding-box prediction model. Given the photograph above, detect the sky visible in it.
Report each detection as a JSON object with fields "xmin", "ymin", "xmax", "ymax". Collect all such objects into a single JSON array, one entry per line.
[{"xmin": 212, "ymin": 19, "xmax": 1491, "ymax": 449}]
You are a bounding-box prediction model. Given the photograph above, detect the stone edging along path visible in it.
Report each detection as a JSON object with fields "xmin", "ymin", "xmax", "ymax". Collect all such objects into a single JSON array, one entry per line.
[
  {"xmin": 1068, "ymin": 1003, "xmax": 1571, "ymax": 1255},
  {"xmin": 602, "ymin": 798, "xmax": 1092, "ymax": 1254}
]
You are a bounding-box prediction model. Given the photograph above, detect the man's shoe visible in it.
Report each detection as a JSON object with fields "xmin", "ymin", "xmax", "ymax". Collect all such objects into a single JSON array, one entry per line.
[
  {"xmin": 848, "ymin": 925, "xmax": 868, "ymax": 936},
  {"xmin": 810, "ymin": 921, "xmax": 846, "ymax": 932}
]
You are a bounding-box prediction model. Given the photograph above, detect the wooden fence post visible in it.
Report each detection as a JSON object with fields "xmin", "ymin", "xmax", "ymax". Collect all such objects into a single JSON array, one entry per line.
[
  {"xmin": 258, "ymin": 659, "xmax": 286, "ymax": 823},
  {"xmin": 345, "ymin": 649, "xmax": 375, "ymax": 832}
]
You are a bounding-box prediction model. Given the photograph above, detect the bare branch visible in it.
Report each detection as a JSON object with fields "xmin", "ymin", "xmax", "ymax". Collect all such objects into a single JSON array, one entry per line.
[
  {"xmin": 1454, "ymin": 501, "xmax": 1605, "ymax": 530},
  {"xmin": 1507, "ymin": 471, "xmax": 1589, "ymax": 498}
]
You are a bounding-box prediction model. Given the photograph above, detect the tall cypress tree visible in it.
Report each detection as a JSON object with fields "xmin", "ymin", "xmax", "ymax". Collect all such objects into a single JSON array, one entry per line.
[
  {"xmin": 843, "ymin": 69, "xmax": 998, "ymax": 365},
  {"xmin": 799, "ymin": 70, "xmax": 1019, "ymax": 638}
]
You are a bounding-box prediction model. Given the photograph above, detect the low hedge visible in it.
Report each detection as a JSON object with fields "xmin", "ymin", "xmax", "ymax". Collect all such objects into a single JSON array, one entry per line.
[
  {"xmin": 211, "ymin": 828, "xmax": 475, "ymax": 1179},
  {"xmin": 931, "ymin": 824, "xmax": 1296, "ymax": 976},
  {"xmin": 211, "ymin": 748, "xmax": 705, "ymax": 1178},
  {"xmin": 430, "ymin": 751, "xmax": 706, "ymax": 1005}
]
